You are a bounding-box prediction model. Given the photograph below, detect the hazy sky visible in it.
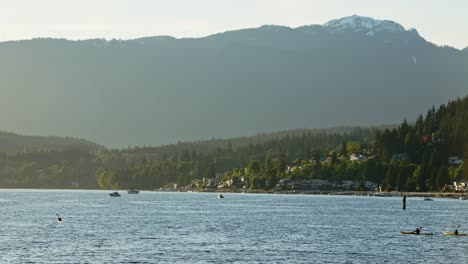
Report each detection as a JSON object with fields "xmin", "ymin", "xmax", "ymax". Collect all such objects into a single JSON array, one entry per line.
[{"xmin": 1, "ymin": 0, "xmax": 467, "ymax": 49}]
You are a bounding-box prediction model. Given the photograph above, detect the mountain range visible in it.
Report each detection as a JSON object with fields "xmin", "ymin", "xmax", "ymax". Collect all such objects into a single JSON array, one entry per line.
[{"xmin": 0, "ymin": 15, "xmax": 467, "ymax": 147}]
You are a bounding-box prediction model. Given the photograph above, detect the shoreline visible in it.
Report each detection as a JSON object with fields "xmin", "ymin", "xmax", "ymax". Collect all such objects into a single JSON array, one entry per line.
[
  {"xmin": 0, "ymin": 188, "xmax": 467, "ymax": 199},
  {"xmin": 211, "ymin": 190, "xmax": 468, "ymax": 198},
  {"xmin": 182, "ymin": 189, "xmax": 468, "ymax": 199}
]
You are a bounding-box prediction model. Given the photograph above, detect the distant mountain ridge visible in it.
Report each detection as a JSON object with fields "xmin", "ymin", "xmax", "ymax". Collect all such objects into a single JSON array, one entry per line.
[
  {"xmin": 0, "ymin": 131, "xmax": 100, "ymax": 153},
  {"xmin": 0, "ymin": 15, "xmax": 467, "ymax": 147}
]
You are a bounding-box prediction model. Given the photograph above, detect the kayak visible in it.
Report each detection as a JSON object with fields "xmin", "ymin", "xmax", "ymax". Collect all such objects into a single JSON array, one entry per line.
[
  {"xmin": 442, "ymin": 232, "xmax": 467, "ymax": 236},
  {"xmin": 400, "ymin": 231, "xmax": 433, "ymax": 235}
]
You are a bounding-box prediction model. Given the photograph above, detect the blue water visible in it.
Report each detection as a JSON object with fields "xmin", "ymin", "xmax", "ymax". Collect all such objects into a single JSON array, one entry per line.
[{"xmin": 1, "ymin": 190, "xmax": 467, "ymax": 263}]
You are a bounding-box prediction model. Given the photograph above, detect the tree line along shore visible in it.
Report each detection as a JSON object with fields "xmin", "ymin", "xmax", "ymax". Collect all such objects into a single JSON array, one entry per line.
[{"xmin": 0, "ymin": 96, "xmax": 467, "ymax": 192}]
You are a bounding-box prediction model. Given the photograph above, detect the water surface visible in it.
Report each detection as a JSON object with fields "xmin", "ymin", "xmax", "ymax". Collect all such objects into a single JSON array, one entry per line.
[{"xmin": 1, "ymin": 190, "xmax": 467, "ymax": 263}]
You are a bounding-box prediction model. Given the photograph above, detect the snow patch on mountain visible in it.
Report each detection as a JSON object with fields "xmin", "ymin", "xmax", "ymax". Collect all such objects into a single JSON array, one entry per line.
[{"xmin": 324, "ymin": 15, "xmax": 406, "ymax": 36}]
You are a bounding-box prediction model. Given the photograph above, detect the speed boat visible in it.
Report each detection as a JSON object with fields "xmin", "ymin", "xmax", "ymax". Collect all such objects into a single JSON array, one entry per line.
[
  {"xmin": 128, "ymin": 188, "xmax": 140, "ymax": 194},
  {"xmin": 109, "ymin": 191, "xmax": 121, "ymax": 197}
]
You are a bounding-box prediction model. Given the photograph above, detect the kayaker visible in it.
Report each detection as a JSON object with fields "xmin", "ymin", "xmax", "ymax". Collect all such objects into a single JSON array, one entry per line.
[
  {"xmin": 414, "ymin": 227, "xmax": 422, "ymax": 234},
  {"xmin": 454, "ymin": 229, "xmax": 458, "ymax": 235},
  {"xmin": 56, "ymin": 213, "xmax": 62, "ymax": 222}
]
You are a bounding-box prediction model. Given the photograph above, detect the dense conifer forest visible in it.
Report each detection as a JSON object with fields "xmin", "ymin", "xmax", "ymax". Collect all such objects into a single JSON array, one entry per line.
[{"xmin": 0, "ymin": 97, "xmax": 466, "ymax": 191}]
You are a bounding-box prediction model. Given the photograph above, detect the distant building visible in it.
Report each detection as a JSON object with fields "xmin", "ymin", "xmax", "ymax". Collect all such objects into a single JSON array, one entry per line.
[
  {"xmin": 454, "ymin": 181, "xmax": 468, "ymax": 191},
  {"xmin": 276, "ymin": 179, "xmax": 334, "ymax": 191},
  {"xmin": 337, "ymin": 181, "xmax": 355, "ymax": 190},
  {"xmin": 363, "ymin": 181, "xmax": 379, "ymax": 191},
  {"xmin": 285, "ymin": 163, "xmax": 301, "ymax": 172},
  {"xmin": 205, "ymin": 178, "xmax": 220, "ymax": 189},
  {"xmin": 445, "ymin": 183, "xmax": 456, "ymax": 192},
  {"xmin": 391, "ymin": 153, "xmax": 408, "ymax": 161},
  {"xmin": 350, "ymin": 153, "xmax": 367, "ymax": 162},
  {"xmin": 448, "ymin": 156, "xmax": 463, "ymax": 166}
]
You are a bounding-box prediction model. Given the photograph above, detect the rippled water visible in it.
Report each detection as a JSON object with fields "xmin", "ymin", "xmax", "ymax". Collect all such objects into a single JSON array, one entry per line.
[{"xmin": 1, "ymin": 190, "xmax": 467, "ymax": 263}]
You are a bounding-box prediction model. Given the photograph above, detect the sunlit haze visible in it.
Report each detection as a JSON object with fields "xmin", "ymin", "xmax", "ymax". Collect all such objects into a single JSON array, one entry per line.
[{"xmin": 1, "ymin": 0, "xmax": 467, "ymax": 49}]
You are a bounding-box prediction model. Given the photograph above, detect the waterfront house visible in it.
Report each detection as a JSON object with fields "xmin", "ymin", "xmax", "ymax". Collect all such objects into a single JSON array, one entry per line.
[
  {"xmin": 363, "ymin": 181, "xmax": 378, "ymax": 191},
  {"xmin": 448, "ymin": 156, "xmax": 463, "ymax": 166},
  {"xmin": 276, "ymin": 179, "xmax": 334, "ymax": 191},
  {"xmin": 336, "ymin": 180, "xmax": 355, "ymax": 190},
  {"xmin": 454, "ymin": 181, "xmax": 468, "ymax": 191},
  {"xmin": 285, "ymin": 163, "xmax": 301, "ymax": 172},
  {"xmin": 350, "ymin": 153, "xmax": 367, "ymax": 162},
  {"xmin": 205, "ymin": 178, "xmax": 220, "ymax": 189}
]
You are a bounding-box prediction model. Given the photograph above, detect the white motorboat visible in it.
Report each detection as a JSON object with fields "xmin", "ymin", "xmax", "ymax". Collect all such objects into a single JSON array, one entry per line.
[{"xmin": 128, "ymin": 188, "xmax": 140, "ymax": 194}]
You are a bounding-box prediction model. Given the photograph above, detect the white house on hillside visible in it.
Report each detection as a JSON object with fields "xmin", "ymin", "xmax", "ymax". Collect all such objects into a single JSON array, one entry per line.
[
  {"xmin": 449, "ymin": 156, "xmax": 463, "ymax": 166},
  {"xmin": 454, "ymin": 181, "xmax": 468, "ymax": 191},
  {"xmin": 350, "ymin": 153, "xmax": 367, "ymax": 162}
]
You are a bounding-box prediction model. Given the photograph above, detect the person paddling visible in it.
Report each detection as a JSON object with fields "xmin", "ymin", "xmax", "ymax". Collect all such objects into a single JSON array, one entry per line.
[
  {"xmin": 414, "ymin": 227, "xmax": 422, "ymax": 234},
  {"xmin": 454, "ymin": 224, "xmax": 461, "ymax": 235},
  {"xmin": 56, "ymin": 213, "xmax": 62, "ymax": 222}
]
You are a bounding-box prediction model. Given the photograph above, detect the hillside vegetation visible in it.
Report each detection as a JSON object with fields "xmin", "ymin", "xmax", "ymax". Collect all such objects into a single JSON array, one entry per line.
[
  {"xmin": 0, "ymin": 131, "xmax": 99, "ymax": 153},
  {"xmin": 0, "ymin": 97, "xmax": 466, "ymax": 190}
]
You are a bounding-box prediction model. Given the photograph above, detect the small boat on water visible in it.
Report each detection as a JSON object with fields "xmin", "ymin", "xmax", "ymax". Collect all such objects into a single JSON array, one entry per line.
[
  {"xmin": 442, "ymin": 232, "xmax": 468, "ymax": 236},
  {"xmin": 374, "ymin": 192, "xmax": 388, "ymax": 197},
  {"xmin": 218, "ymin": 194, "xmax": 224, "ymax": 199},
  {"xmin": 128, "ymin": 188, "xmax": 140, "ymax": 194},
  {"xmin": 400, "ymin": 231, "xmax": 433, "ymax": 235},
  {"xmin": 109, "ymin": 191, "xmax": 121, "ymax": 197},
  {"xmin": 423, "ymin": 197, "xmax": 433, "ymax": 201}
]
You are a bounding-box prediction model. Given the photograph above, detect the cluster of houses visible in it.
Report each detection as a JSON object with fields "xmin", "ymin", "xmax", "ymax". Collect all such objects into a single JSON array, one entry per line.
[
  {"xmin": 273, "ymin": 179, "xmax": 378, "ymax": 192},
  {"xmin": 191, "ymin": 177, "xmax": 250, "ymax": 190},
  {"xmin": 343, "ymin": 153, "xmax": 462, "ymax": 166},
  {"xmin": 188, "ymin": 177, "xmax": 378, "ymax": 192},
  {"xmin": 183, "ymin": 155, "xmax": 465, "ymax": 192},
  {"xmin": 285, "ymin": 152, "xmax": 412, "ymax": 165},
  {"xmin": 444, "ymin": 180, "xmax": 468, "ymax": 192}
]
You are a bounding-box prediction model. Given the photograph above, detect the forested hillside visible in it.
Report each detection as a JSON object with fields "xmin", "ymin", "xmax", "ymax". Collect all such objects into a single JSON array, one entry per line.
[
  {"xmin": 224, "ymin": 97, "xmax": 468, "ymax": 191},
  {"xmin": 0, "ymin": 97, "xmax": 466, "ymax": 191},
  {"xmin": 0, "ymin": 127, "xmax": 375, "ymax": 188},
  {"xmin": 0, "ymin": 131, "xmax": 99, "ymax": 153},
  {"xmin": 372, "ymin": 96, "xmax": 468, "ymax": 191}
]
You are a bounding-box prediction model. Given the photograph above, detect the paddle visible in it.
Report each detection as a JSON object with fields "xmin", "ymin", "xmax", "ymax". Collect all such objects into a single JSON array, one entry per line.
[
  {"xmin": 416, "ymin": 226, "xmax": 434, "ymax": 234},
  {"xmin": 411, "ymin": 226, "xmax": 423, "ymax": 234}
]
